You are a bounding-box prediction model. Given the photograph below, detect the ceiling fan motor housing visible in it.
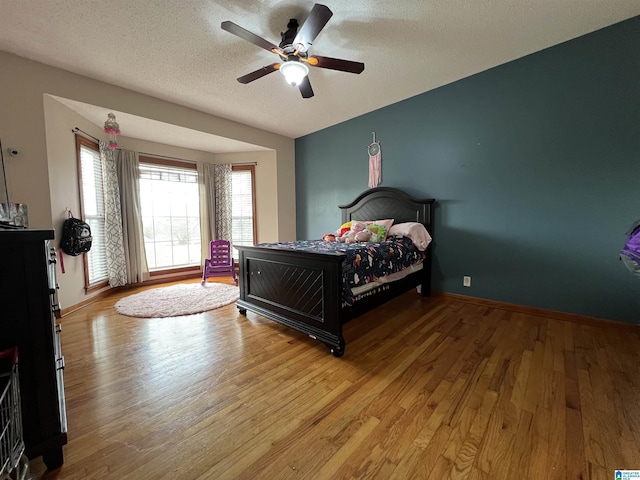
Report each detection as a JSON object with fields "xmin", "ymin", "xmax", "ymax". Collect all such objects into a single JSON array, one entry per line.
[{"xmin": 279, "ymin": 19, "xmax": 299, "ymax": 49}]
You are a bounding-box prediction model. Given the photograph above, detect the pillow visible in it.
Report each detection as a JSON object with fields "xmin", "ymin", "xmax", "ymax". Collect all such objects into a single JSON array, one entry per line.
[
  {"xmin": 388, "ymin": 222, "xmax": 432, "ymax": 251},
  {"xmin": 371, "ymin": 219, "xmax": 394, "ymax": 237}
]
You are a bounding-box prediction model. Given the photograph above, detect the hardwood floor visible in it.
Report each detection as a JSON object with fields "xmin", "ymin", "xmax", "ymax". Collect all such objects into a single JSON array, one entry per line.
[{"xmin": 31, "ymin": 280, "xmax": 640, "ymax": 479}]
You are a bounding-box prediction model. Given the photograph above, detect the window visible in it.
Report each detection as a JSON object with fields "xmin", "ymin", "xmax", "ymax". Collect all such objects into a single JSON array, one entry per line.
[
  {"xmin": 231, "ymin": 165, "xmax": 256, "ymax": 259},
  {"xmin": 75, "ymin": 136, "xmax": 108, "ymax": 289},
  {"xmin": 139, "ymin": 157, "xmax": 201, "ymax": 271}
]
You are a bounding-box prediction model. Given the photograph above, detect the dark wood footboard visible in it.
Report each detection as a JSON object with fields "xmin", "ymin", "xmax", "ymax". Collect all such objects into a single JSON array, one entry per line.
[{"xmin": 236, "ymin": 245, "xmax": 347, "ymax": 356}]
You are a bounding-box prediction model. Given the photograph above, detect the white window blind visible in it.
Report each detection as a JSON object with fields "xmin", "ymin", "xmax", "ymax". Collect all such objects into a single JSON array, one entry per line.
[
  {"xmin": 79, "ymin": 144, "xmax": 108, "ymax": 284},
  {"xmin": 232, "ymin": 168, "xmax": 254, "ymax": 259}
]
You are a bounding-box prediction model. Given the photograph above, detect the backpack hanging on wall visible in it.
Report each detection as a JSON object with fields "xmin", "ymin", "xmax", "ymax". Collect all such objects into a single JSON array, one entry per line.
[
  {"xmin": 61, "ymin": 211, "xmax": 92, "ymax": 256},
  {"xmin": 620, "ymin": 219, "xmax": 640, "ymax": 278}
]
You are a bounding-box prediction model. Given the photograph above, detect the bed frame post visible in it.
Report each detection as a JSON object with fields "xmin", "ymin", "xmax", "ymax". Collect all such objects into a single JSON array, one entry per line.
[{"xmin": 421, "ymin": 245, "xmax": 433, "ymax": 297}]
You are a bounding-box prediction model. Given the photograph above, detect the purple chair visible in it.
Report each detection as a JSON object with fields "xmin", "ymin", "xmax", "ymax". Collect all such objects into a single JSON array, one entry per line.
[{"xmin": 201, "ymin": 240, "xmax": 237, "ymax": 285}]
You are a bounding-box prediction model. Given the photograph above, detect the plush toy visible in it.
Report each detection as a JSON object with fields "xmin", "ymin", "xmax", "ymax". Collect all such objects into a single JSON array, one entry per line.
[
  {"xmin": 353, "ymin": 229, "xmax": 372, "ymax": 242},
  {"xmin": 340, "ymin": 221, "xmax": 372, "ymax": 243},
  {"xmin": 322, "ymin": 233, "xmax": 336, "ymax": 242},
  {"xmin": 335, "ymin": 221, "xmax": 352, "ymax": 237}
]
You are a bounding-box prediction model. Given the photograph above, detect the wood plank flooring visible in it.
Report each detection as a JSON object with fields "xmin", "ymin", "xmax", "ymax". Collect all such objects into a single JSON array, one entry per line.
[{"xmin": 32, "ymin": 280, "xmax": 640, "ymax": 479}]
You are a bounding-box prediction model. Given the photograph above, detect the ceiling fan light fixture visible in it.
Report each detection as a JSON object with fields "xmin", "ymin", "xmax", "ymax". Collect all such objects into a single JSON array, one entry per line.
[{"xmin": 279, "ymin": 60, "xmax": 309, "ymax": 86}]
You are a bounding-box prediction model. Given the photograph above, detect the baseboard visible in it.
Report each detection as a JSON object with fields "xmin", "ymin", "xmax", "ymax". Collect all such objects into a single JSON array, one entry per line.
[
  {"xmin": 128, "ymin": 272, "xmax": 202, "ymax": 288},
  {"xmin": 59, "ymin": 287, "xmax": 118, "ymax": 317},
  {"xmin": 433, "ymin": 291, "xmax": 639, "ymax": 333}
]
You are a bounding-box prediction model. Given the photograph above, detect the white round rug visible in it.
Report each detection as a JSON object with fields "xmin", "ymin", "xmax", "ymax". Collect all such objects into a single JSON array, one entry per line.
[{"xmin": 115, "ymin": 282, "xmax": 240, "ymax": 318}]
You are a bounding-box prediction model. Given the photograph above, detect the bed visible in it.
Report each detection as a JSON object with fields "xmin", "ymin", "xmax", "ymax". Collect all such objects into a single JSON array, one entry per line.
[{"xmin": 235, "ymin": 187, "xmax": 435, "ymax": 357}]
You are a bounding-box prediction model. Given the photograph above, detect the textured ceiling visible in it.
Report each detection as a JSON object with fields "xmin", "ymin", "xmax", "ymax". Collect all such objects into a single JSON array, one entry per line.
[{"xmin": 1, "ymin": 1, "xmax": 639, "ymax": 152}]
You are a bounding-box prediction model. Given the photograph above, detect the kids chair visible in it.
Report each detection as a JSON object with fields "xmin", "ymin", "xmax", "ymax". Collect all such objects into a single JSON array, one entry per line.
[{"xmin": 201, "ymin": 240, "xmax": 238, "ymax": 285}]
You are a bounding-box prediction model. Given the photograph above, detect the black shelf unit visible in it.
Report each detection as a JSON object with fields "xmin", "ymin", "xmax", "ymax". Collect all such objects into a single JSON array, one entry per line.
[{"xmin": 0, "ymin": 229, "xmax": 67, "ymax": 469}]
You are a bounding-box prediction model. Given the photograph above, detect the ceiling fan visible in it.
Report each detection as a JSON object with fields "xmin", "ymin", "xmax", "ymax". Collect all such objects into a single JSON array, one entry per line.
[{"xmin": 221, "ymin": 3, "xmax": 365, "ymax": 99}]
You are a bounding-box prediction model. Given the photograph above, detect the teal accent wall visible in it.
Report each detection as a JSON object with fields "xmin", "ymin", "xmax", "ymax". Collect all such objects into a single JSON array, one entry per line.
[{"xmin": 295, "ymin": 16, "xmax": 640, "ymax": 324}]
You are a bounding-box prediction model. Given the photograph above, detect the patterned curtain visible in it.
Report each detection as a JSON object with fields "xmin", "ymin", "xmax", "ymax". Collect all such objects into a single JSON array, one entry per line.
[
  {"xmin": 203, "ymin": 163, "xmax": 232, "ymax": 242},
  {"xmin": 99, "ymin": 141, "xmax": 127, "ymax": 287},
  {"xmin": 116, "ymin": 149, "xmax": 148, "ymax": 284},
  {"xmin": 214, "ymin": 164, "xmax": 232, "ymax": 240}
]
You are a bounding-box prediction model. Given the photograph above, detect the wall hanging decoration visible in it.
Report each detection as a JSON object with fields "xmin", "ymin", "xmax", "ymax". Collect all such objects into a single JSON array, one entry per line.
[
  {"xmin": 368, "ymin": 132, "xmax": 381, "ymax": 188},
  {"xmin": 103, "ymin": 112, "xmax": 121, "ymax": 149}
]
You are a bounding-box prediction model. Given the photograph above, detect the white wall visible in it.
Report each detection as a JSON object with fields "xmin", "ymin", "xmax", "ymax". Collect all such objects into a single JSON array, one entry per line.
[{"xmin": 1, "ymin": 51, "xmax": 296, "ymax": 310}]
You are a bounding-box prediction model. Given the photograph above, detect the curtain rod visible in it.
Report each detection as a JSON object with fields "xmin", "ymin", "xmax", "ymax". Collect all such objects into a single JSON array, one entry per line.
[
  {"xmin": 139, "ymin": 152, "xmax": 257, "ymax": 166},
  {"xmin": 139, "ymin": 152, "xmax": 197, "ymax": 164},
  {"xmin": 71, "ymin": 131, "xmax": 258, "ymax": 166},
  {"xmin": 233, "ymin": 162, "xmax": 258, "ymax": 166},
  {"xmin": 72, "ymin": 127, "xmax": 100, "ymax": 143}
]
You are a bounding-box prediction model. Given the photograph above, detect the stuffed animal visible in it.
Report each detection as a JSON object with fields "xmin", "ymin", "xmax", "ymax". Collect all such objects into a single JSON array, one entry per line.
[
  {"xmin": 322, "ymin": 233, "xmax": 336, "ymax": 242},
  {"xmin": 353, "ymin": 229, "xmax": 372, "ymax": 242},
  {"xmin": 340, "ymin": 221, "xmax": 372, "ymax": 243}
]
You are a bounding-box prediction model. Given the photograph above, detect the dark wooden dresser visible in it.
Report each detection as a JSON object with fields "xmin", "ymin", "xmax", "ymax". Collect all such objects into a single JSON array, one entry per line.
[{"xmin": 0, "ymin": 229, "xmax": 67, "ymax": 469}]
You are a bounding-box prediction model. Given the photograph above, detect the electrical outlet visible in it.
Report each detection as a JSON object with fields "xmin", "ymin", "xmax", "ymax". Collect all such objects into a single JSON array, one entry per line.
[{"xmin": 463, "ymin": 276, "xmax": 471, "ymax": 287}]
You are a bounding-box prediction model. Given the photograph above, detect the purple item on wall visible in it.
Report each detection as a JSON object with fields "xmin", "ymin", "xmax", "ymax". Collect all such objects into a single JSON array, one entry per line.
[{"xmin": 621, "ymin": 221, "xmax": 640, "ymax": 277}]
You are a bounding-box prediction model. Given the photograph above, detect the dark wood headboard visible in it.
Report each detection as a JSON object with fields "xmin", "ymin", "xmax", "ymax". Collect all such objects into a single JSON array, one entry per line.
[{"xmin": 339, "ymin": 187, "xmax": 435, "ymax": 231}]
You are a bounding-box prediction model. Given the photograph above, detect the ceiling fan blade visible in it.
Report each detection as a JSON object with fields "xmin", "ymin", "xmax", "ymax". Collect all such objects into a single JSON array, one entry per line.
[
  {"xmin": 293, "ymin": 4, "xmax": 333, "ymax": 50},
  {"xmin": 221, "ymin": 21, "xmax": 279, "ymax": 53},
  {"xmin": 298, "ymin": 76, "xmax": 314, "ymax": 98},
  {"xmin": 237, "ymin": 63, "xmax": 280, "ymax": 84},
  {"xmin": 308, "ymin": 55, "xmax": 365, "ymax": 74}
]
